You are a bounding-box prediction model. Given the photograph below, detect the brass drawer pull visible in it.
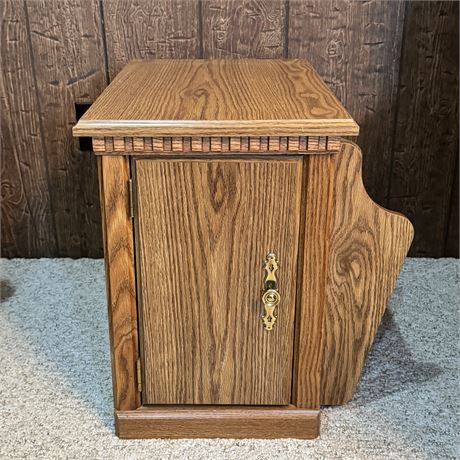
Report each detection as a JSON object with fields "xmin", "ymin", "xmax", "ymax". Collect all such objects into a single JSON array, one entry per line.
[{"xmin": 262, "ymin": 253, "xmax": 280, "ymax": 331}]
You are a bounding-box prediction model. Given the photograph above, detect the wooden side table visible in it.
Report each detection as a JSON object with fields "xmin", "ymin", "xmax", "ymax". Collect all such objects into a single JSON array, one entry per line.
[{"xmin": 73, "ymin": 59, "xmax": 413, "ymax": 439}]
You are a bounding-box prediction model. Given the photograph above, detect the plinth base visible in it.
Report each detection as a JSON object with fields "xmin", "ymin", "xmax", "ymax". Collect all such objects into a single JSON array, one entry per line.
[{"xmin": 115, "ymin": 405, "xmax": 320, "ymax": 439}]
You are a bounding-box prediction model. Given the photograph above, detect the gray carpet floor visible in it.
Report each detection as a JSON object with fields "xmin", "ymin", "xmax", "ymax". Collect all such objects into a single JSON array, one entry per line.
[{"xmin": 0, "ymin": 258, "xmax": 458, "ymax": 459}]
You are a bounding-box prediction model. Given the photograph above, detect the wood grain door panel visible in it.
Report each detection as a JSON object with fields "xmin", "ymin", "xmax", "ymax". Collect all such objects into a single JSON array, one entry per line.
[{"xmin": 134, "ymin": 158, "xmax": 303, "ymax": 405}]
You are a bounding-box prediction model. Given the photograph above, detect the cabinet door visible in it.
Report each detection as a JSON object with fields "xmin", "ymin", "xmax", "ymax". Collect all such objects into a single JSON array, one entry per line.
[{"xmin": 134, "ymin": 158, "xmax": 303, "ymax": 405}]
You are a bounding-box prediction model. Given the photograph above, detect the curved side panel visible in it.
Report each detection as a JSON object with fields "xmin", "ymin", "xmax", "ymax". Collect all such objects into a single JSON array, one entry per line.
[{"xmin": 321, "ymin": 141, "xmax": 414, "ymax": 405}]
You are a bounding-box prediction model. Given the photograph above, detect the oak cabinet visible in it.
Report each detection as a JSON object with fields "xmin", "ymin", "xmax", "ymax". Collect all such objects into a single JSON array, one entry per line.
[{"xmin": 74, "ymin": 59, "xmax": 413, "ymax": 439}]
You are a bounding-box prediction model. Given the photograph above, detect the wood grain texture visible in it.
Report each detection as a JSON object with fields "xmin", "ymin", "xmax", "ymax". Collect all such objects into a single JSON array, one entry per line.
[
  {"xmin": 73, "ymin": 59, "xmax": 359, "ymax": 137},
  {"xmin": 103, "ymin": 0, "xmax": 200, "ymax": 79},
  {"xmin": 99, "ymin": 155, "xmax": 140, "ymax": 411},
  {"xmin": 25, "ymin": 0, "xmax": 106, "ymax": 257},
  {"xmin": 202, "ymin": 0, "xmax": 286, "ymax": 58},
  {"xmin": 134, "ymin": 158, "xmax": 303, "ymax": 405},
  {"xmin": 116, "ymin": 405, "xmax": 320, "ymax": 439},
  {"xmin": 288, "ymin": 0, "xmax": 405, "ymax": 205},
  {"xmin": 292, "ymin": 155, "xmax": 333, "ymax": 409},
  {"xmin": 321, "ymin": 141, "xmax": 414, "ymax": 405},
  {"xmin": 2, "ymin": 2, "xmax": 457, "ymax": 258},
  {"xmin": 388, "ymin": 1, "xmax": 459, "ymax": 257},
  {"xmin": 0, "ymin": 0, "xmax": 57, "ymax": 257},
  {"xmin": 91, "ymin": 135, "xmax": 340, "ymax": 153}
]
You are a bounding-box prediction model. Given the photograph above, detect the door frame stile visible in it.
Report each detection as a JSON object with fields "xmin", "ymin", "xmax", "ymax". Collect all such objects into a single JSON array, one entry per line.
[
  {"xmin": 291, "ymin": 153, "xmax": 335, "ymax": 409},
  {"xmin": 130, "ymin": 156, "xmax": 146, "ymax": 405},
  {"xmin": 99, "ymin": 155, "xmax": 141, "ymax": 412}
]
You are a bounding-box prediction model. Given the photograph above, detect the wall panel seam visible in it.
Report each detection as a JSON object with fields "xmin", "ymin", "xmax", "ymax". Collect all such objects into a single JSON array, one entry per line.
[
  {"xmin": 442, "ymin": 153, "xmax": 459, "ymax": 255},
  {"xmin": 23, "ymin": 0, "xmax": 59, "ymax": 254},
  {"xmin": 198, "ymin": 0, "xmax": 204, "ymax": 58},
  {"xmin": 385, "ymin": 0, "xmax": 409, "ymax": 210},
  {"xmin": 284, "ymin": 0, "xmax": 290, "ymax": 58},
  {"xmin": 98, "ymin": 0, "xmax": 111, "ymax": 86}
]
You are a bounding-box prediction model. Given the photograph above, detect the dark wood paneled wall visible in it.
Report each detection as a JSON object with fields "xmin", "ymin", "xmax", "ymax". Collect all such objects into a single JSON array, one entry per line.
[{"xmin": 1, "ymin": 0, "xmax": 458, "ymax": 258}]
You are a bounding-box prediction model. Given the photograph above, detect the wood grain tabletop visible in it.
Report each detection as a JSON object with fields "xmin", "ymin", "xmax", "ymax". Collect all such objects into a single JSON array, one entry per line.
[{"xmin": 73, "ymin": 59, "xmax": 359, "ymax": 137}]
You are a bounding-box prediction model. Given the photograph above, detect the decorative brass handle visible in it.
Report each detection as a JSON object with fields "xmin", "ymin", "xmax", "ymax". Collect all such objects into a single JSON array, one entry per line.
[{"xmin": 262, "ymin": 253, "xmax": 280, "ymax": 331}]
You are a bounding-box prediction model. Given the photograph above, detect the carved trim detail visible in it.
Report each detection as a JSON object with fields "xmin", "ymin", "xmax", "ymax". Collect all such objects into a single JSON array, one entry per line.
[{"xmin": 92, "ymin": 136, "xmax": 341, "ymax": 154}]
